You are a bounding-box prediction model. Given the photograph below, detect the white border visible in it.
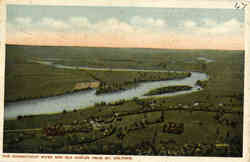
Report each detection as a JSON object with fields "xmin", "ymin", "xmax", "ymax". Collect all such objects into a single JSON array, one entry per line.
[
  {"xmin": 6, "ymin": 0, "xmax": 234, "ymax": 9},
  {"xmin": 0, "ymin": 0, "xmax": 249, "ymax": 162},
  {"xmin": 243, "ymin": 3, "xmax": 250, "ymax": 162},
  {"xmin": 0, "ymin": 0, "xmax": 6, "ymax": 160}
]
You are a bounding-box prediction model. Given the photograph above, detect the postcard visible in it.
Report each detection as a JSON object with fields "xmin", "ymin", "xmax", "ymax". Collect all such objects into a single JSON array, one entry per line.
[{"xmin": 0, "ymin": 0, "xmax": 249, "ymax": 162}]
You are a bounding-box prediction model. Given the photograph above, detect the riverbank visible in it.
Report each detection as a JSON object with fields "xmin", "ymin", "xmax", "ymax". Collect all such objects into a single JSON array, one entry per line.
[
  {"xmin": 4, "ymin": 90, "xmax": 243, "ymax": 156},
  {"xmin": 30, "ymin": 59, "xmax": 193, "ymax": 95},
  {"xmin": 5, "ymin": 55, "xmax": 191, "ymax": 102},
  {"xmin": 4, "ymin": 72, "xmax": 206, "ymax": 119}
]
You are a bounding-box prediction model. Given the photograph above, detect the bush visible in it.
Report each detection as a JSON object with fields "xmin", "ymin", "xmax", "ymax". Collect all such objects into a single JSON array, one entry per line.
[
  {"xmin": 62, "ymin": 110, "xmax": 67, "ymax": 114},
  {"xmin": 17, "ymin": 115, "xmax": 23, "ymax": 120}
]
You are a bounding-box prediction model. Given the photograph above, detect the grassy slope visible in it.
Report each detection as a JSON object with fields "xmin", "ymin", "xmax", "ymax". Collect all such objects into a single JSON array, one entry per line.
[
  {"xmin": 5, "ymin": 47, "xmax": 93, "ymax": 101},
  {"xmin": 5, "ymin": 45, "xmax": 189, "ymax": 101}
]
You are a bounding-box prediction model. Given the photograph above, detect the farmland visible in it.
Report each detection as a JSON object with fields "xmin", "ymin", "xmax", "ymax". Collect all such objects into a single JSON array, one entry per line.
[
  {"xmin": 3, "ymin": 45, "xmax": 244, "ymax": 156},
  {"xmin": 5, "ymin": 45, "xmax": 191, "ymax": 102}
]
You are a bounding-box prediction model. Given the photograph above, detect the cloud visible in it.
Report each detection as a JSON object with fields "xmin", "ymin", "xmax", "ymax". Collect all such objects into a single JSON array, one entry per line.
[
  {"xmin": 7, "ymin": 16, "xmax": 243, "ymax": 50},
  {"xmin": 40, "ymin": 17, "xmax": 70, "ymax": 30},
  {"xmin": 8, "ymin": 16, "xmax": 154, "ymax": 34},
  {"xmin": 181, "ymin": 18, "xmax": 243, "ymax": 35},
  {"xmin": 183, "ymin": 20, "xmax": 196, "ymax": 28},
  {"xmin": 15, "ymin": 17, "xmax": 32, "ymax": 25},
  {"xmin": 94, "ymin": 18, "xmax": 136, "ymax": 34},
  {"xmin": 130, "ymin": 16, "xmax": 166, "ymax": 28},
  {"xmin": 69, "ymin": 17, "xmax": 92, "ymax": 29},
  {"xmin": 10, "ymin": 16, "xmax": 242, "ymax": 37},
  {"xmin": 202, "ymin": 19, "xmax": 217, "ymax": 27},
  {"xmin": 202, "ymin": 18, "xmax": 242, "ymax": 35}
]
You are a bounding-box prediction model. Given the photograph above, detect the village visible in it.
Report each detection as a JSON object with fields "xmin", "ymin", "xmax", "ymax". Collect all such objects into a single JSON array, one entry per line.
[{"xmin": 4, "ymin": 96, "xmax": 243, "ymax": 156}]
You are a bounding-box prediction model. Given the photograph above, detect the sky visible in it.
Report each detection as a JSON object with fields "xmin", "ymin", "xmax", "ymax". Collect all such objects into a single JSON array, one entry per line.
[{"xmin": 7, "ymin": 4, "xmax": 244, "ymax": 50}]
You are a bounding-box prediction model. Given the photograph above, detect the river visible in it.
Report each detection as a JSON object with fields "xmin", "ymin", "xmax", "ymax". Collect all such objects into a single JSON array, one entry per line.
[{"xmin": 5, "ymin": 69, "xmax": 208, "ymax": 119}]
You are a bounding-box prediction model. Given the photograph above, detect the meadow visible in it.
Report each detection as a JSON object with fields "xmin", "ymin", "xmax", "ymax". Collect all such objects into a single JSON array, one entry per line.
[
  {"xmin": 5, "ymin": 45, "xmax": 190, "ymax": 101},
  {"xmin": 3, "ymin": 45, "xmax": 244, "ymax": 156}
]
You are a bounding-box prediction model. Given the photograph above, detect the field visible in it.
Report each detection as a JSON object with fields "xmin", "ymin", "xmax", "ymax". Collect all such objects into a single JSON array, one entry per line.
[
  {"xmin": 3, "ymin": 45, "xmax": 244, "ymax": 156},
  {"xmin": 5, "ymin": 45, "xmax": 190, "ymax": 102}
]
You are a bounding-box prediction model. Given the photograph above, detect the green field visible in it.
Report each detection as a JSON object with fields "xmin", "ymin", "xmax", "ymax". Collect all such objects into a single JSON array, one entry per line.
[
  {"xmin": 4, "ymin": 45, "xmax": 244, "ymax": 156},
  {"xmin": 5, "ymin": 45, "xmax": 191, "ymax": 102}
]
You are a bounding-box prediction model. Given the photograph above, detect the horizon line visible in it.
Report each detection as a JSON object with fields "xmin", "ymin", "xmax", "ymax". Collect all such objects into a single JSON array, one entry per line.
[{"xmin": 6, "ymin": 43, "xmax": 245, "ymax": 51}]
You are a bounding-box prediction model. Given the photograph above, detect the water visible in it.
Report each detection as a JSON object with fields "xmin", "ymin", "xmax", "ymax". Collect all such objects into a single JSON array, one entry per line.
[
  {"xmin": 29, "ymin": 60, "xmax": 187, "ymax": 73},
  {"xmin": 4, "ymin": 72, "xmax": 208, "ymax": 119}
]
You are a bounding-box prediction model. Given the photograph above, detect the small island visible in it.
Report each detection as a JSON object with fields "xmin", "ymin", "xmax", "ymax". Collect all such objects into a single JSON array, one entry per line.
[
  {"xmin": 196, "ymin": 80, "xmax": 208, "ymax": 88},
  {"xmin": 144, "ymin": 85, "xmax": 193, "ymax": 96}
]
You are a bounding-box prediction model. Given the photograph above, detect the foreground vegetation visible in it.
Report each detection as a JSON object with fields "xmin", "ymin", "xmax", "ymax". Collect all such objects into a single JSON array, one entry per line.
[
  {"xmin": 4, "ymin": 45, "xmax": 244, "ymax": 156},
  {"xmin": 4, "ymin": 92, "xmax": 243, "ymax": 156}
]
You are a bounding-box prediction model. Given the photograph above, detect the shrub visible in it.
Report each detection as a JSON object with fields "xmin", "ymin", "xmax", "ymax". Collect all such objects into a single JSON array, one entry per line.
[
  {"xmin": 17, "ymin": 115, "xmax": 23, "ymax": 120},
  {"xmin": 62, "ymin": 110, "xmax": 67, "ymax": 114}
]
